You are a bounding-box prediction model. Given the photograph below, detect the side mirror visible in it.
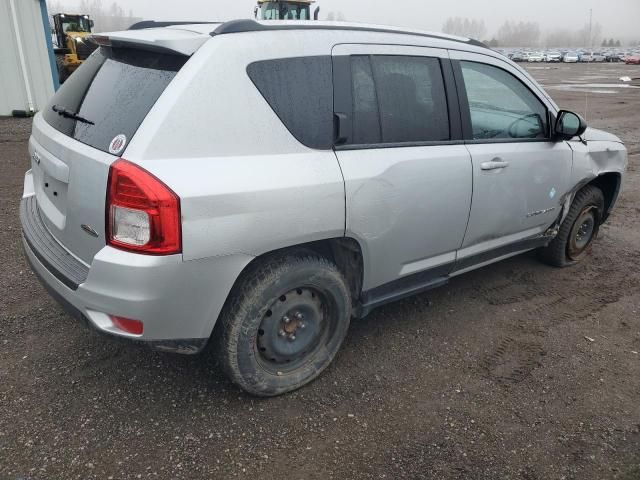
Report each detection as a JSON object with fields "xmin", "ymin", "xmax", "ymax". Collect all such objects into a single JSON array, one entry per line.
[
  {"xmin": 554, "ymin": 110, "xmax": 587, "ymax": 140},
  {"xmin": 254, "ymin": 6, "xmax": 259, "ymax": 18},
  {"xmin": 314, "ymin": 6, "xmax": 320, "ymax": 20}
]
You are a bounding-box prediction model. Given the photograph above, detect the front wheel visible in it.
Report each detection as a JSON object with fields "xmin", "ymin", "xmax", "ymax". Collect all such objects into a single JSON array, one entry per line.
[
  {"xmin": 216, "ymin": 252, "xmax": 351, "ymax": 397},
  {"xmin": 538, "ymin": 185, "xmax": 605, "ymax": 267}
]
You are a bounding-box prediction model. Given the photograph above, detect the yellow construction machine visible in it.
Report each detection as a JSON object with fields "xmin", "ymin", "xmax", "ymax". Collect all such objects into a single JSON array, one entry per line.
[
  {"xmin": 52, "ymin": 13, "xmax": 98, "ymax": 83},
  {"xmin": 254, "ymin": 0, "xmax": 320, "ymax": 21}
]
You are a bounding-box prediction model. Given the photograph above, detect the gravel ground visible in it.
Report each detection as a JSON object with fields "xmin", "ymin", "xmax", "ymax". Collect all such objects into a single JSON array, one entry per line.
[{"xmin": 1, "ymin": 63, "xmax": 640, "ymax": 480}]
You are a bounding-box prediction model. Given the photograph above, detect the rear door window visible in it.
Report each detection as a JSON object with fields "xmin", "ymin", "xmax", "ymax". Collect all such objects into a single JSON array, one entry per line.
[
  {"xmin": 348, "ymin": 55, "xmax": 450, "ymax": 145},
  {"xmin": 43, "ymin": 47, "xmax": 186, "ymax": 155},
  {"xmin": 351, "ymin": 55, "xmax": 382, "ymax": 144}
]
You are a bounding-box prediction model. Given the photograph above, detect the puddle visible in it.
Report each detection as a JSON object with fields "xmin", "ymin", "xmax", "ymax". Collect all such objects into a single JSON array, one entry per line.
[
  {"xmin": 545, "ymin": 83, "xmax": 640, "ymax": 94},
  {"xmin": 574, "ymin": 75, "xmax": 610, "ymax": 81}
]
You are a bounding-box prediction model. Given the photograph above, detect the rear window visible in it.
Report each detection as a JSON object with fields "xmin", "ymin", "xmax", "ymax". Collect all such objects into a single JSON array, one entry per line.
[
  {"xmin": 247, "ymin": 56, "xmax": 334, "ymax": 150},
  {"xmin": 43, "ymin": 46, "xmax": 187, "ymax": 155}
]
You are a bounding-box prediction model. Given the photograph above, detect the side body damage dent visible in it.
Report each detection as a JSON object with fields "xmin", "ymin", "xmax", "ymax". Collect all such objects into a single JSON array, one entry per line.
[{"xmin": 561, "ymin": 130, "xmax": 627, "ymax": 223}]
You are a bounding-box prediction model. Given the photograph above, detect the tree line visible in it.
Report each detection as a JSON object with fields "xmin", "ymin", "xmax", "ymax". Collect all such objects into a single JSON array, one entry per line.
[
  {"xmin": 601, "ymin": 39, "xmax": 622, "ymax": 47},
  {"xmin": 442, "ymin": 16, "xmax": 633, "ymax": 48}
]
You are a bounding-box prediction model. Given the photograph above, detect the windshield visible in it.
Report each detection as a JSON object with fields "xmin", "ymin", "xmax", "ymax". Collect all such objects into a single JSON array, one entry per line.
[
  {"xmin": 61, "ymin": 16, "xmax": 91, "ymax": 33},
  {"xmin": 260, "ymin": 2, "xmax": 310, "ymax": 20}
]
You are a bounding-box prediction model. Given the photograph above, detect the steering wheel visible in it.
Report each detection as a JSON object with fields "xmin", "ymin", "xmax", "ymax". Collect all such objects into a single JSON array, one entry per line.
[{"xmin": 508, "ymin": 113, "xmax": 544, "ymax": 139}]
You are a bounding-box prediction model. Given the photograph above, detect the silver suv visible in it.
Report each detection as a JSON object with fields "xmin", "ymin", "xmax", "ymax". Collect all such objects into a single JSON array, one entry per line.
[{"xmin": 21, "ymin": 20, "xmax": 627, "ymax": 396}]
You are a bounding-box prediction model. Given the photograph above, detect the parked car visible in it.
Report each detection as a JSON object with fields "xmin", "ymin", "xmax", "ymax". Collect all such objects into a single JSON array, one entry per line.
[
  {"xmin": 510, "ymin": 51, "xmax": 527, "ymax": 62},
  {"xmin": 563, "ymin": 52, "xmax": 580, "ymax": 63},
  {"xmin": 625, "ymin": 55, "xmax": 640, "ymax": 65},
  {"xmin": 20, "ymin": 20, "xmax": 628, "ymax": 396},
  {"xmin": 581, "ymin": 51, "xmax": 606, "ymax": 62},
  {"xmin": 544, "ymin": 51, "xmax": 562, "ymax": 62},
  {"xmin": 527, "ymin": 51, "xmax": 545, "ymax": 62},
  {"xmin": 605, "ymin": 52, "xmax": 622, "ymax": 62}
]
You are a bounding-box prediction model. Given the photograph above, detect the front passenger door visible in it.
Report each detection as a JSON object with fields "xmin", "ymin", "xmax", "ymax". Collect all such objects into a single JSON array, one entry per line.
[{"xmin": 450, "ymin": 52, "xmax": 573, "ymax": 267}]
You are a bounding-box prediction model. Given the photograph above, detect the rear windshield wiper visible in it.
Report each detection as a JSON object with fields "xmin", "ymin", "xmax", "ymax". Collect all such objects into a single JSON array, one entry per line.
[{"xmin": 52, "ymin": 105, "xmax": 95, "ymax": 125}]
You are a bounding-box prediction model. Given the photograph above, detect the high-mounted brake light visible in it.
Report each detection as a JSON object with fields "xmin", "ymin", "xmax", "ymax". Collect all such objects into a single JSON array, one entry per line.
[{"xmin": 106, "ymin": 159, "xmax": 181, "ymax": 255}]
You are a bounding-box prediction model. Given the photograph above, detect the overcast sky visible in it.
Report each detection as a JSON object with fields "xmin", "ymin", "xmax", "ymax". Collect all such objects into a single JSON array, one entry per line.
[{"xmin": 115, "ymin": 0, "xmax": 639, "ymax": 39}]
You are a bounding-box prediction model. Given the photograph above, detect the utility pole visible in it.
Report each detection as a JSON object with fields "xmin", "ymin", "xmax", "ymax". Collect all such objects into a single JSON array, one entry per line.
[
  {"xmin": 588, "ymin": 8, "xmax": 593, "ymax": 49},
  {"xmin": 585, "ymin": 7, "xmax": 593, "ymax": 123}
]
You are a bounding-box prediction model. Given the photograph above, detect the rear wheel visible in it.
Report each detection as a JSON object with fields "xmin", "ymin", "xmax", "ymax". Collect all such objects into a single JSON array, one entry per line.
[
  {"xmin": 216, "ymin": 252, "xmax": 351, "ymax": 397},
  {"xmin": 538, "ymin": 185, "xmax": 605, "ymax": 267}
]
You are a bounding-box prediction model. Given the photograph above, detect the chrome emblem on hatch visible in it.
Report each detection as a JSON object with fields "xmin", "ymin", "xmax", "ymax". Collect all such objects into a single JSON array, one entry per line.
[
  {"xmin": 32, "ymin": 151, "xmax": 41, "ymax": 165},
  {"xmin": 81, "ymin": 224, "xmax": 99, "ymax": 238}
]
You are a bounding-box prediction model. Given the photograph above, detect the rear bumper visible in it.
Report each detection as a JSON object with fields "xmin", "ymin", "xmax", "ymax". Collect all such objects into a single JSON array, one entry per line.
[{"xmin": 20, "ymin": 194, "xmax": 254, "ymax": 354}]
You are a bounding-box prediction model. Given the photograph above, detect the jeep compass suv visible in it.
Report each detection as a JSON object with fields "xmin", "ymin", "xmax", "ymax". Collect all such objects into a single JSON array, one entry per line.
[{"xmin": 21, "ymin": 20, "xmax": 627, "ymax": 396}]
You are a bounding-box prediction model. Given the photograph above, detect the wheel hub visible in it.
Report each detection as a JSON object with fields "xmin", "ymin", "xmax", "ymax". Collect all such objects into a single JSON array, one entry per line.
[
  {"xmin": 567, "ymin": 206, "xmax": 597, "ymax": 260},
  {"xmin": 256, "ymin": 288, "xmax": 326, "ymax": 370},
  {"xmin": 575, "ymin": 218, "xmax": 594, "ymax": 244}
]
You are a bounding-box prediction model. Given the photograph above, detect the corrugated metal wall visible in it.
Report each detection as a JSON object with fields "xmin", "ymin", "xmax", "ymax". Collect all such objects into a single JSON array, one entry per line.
[{"xmin": 0, "ymin": 0, "xmax": 55, "ymax": 116}]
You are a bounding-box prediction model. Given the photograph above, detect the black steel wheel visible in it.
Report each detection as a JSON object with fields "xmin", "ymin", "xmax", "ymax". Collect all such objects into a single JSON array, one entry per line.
[
  {"xmin": 216, "ymin": 252, "xmax": 351, "ymax": 397},
  {"xmin": 538, "ymin": 185, "xmax": 605, "ymax": 267},
  {"xmin": 567, "ymin": 206, "xmax": 597, "ymax": 261},
  {"xmin": 256, "ymin": 287, "xmax": 336, "ymax": 374}
]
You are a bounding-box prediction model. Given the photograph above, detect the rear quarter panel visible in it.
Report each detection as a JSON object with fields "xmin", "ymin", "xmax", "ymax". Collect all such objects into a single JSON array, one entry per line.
[{"xmin": 123, "ymin": 33, "xmax": 346, "ymax": 261}]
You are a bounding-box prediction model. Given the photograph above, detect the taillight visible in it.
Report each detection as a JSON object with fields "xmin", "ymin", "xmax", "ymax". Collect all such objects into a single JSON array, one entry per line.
[{"xmin": 106, "ymin": 159, "xmax": 181, "ymax": 255}]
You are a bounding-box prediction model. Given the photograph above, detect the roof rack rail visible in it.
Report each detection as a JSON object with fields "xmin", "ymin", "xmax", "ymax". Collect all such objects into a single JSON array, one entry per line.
[
  {"xmin": 210, "ymin": 19, "xmax": 488, "ymax": 49},
  {"xmin": 129, "ymin": 20, "xmax": 218, "ymax": 31}
]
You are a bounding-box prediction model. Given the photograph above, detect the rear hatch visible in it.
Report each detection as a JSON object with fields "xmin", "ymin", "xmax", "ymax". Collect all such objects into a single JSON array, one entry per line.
[{"xmin": 29, "ymin": 27, "xmax": 208, "ymax": 265}]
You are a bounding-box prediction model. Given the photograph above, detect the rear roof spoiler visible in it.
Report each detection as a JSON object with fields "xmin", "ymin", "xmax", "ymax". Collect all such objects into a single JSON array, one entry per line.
[{"xmin": 89, "ymin": 26, "xmax": 213, "ymax": 56}]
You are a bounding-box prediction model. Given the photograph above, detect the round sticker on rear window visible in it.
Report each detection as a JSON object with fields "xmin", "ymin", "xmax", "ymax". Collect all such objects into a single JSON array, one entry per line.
[{"xmin": 108, "ymin": 134, "xmax": 127, "ymax": 155}]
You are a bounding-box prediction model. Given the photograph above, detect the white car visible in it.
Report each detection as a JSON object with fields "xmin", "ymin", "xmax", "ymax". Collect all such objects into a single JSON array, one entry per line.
[
  {"xmin": 563, "ymin": 52, "xmax": 580, "ymax": 63},
  {"xmin": 527, "ymin": 52, "xmax": 545, "ymax": 62},
  {"xmin": 544, "ymin": 52, "xmax": 562, "ymax": 62},
  {"xmin": 581, "ymin": 52, "xmax": 606, "ymax": 62}
]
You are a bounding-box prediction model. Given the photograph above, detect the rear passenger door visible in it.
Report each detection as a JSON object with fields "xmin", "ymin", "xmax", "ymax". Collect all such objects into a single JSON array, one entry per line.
[
  {"xmin": 331, "ymin": 44, "xmax": 473, "ymax": 297},
  {"xmin": 449, "ymin": 51, "xmax": 573, "ymax": 270}
]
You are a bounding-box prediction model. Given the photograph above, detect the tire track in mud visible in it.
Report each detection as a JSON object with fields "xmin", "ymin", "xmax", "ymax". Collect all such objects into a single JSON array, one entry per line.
[
  {"xmin": 481, "ymin": 336, "xmax": 546, "ymax": 384},
  {"xmin": 478, "ymin": 250, "xmax": 638, "ymax": 385}
]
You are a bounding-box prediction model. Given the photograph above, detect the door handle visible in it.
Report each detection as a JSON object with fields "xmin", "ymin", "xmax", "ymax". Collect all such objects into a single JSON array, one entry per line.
[{"xmin": 481, "ymin": 160, "xmax": 510, "ymax": 171}]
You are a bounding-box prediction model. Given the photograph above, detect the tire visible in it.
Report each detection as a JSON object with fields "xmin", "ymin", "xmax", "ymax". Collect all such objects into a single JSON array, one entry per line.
[
  {"xmin": 538, "ymin": 185, "xmax": 605, "ymax": 267},
  {"xmin": 216, "ymin": 252, "xmax": 352, "ymax": 397},
  {"xmin": 55, "ymin": 54, "xmax": 69, "ymax": 84}
]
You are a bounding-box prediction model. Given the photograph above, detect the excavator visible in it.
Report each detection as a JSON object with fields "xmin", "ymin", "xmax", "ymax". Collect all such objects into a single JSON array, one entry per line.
[
  {"xmin": 51, "ymin": 13, "xmax": 98, "ymax": 83},
  {"xmin": 254, "ymin": 0, "xmax": 320, "ymax": 21}
]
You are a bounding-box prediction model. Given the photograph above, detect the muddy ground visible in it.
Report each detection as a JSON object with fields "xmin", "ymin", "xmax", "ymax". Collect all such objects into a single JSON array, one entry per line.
[{"xmin": 1, "ymin": 63, "xmax": 639, "ymax": 480}]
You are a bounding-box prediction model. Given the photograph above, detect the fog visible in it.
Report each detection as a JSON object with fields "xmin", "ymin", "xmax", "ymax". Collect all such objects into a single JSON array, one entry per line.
[{"xmin": 116, "ymin": 0, "xmax": 638, "ymax": 41}]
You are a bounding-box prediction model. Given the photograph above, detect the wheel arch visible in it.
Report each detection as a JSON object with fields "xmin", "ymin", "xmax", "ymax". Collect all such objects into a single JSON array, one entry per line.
[
  {"xmin": 586, "ymin": 172, "xmax": 622, "ymax": 221},
  {"xmin": 217, "ymin": 237, "xmax": 366, "ymax": 327}
]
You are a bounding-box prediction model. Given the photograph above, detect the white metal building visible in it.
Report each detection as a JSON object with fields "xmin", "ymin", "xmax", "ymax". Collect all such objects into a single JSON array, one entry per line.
[{"xmin": 0, "ymin": 0, "xmax": 57, "ymax": 116}]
